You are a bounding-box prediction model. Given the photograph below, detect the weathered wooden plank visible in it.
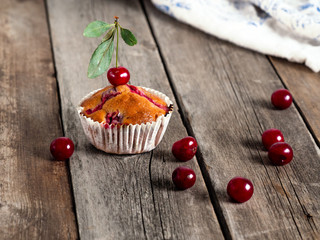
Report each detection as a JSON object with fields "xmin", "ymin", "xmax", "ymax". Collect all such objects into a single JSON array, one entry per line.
[
  {"xmin": 0, "ymin": 0, "xmax": 78, "ymax": 239},
  {"xmin": 269, "ymin": 57, "xmax": 320, "ymax": 145},
  {"xmin": 46, "ymin": 0, "xmax": 224, "ymax": 239},
  {"xmin": 143, "ymin": 2, "xmax": 320, "ymax": 239}
]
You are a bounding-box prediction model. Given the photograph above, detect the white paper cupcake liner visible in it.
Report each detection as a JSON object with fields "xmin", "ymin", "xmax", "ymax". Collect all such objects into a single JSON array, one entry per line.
[{"xmin": 77, "ymin": 86, "xmax": 173, "ymax": 154}]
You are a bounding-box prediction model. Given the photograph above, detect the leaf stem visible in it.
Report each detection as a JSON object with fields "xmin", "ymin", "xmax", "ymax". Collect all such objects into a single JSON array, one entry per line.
[{"xmin": 115, "ymin": 18, "xmax": 119, "ymax": 68}]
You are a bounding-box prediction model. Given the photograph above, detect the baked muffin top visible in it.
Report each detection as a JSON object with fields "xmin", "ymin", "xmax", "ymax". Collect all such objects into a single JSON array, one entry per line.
[{"xmin": 81, "ymin": 84, "xmax": 171, "ymax": 127}]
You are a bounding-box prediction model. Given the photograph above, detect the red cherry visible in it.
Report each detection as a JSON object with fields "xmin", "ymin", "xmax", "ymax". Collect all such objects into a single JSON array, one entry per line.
[
  {"xmin": 172, "ymin": 167, "xmax": 196, "ymax": 190},
  {"xmin": 50, "ymin": 137, "xmax": 74, "ymax": 161},
  {"xmin": 107, "ymin": 66, "xmax": 130, "ymax": 86},
  {"xmin": 268, "ymin": 142, "xmax": 293, "ymax": 166},
  {"xmin": 261, "ymin": 128, "xmax": 284, "ymax": 150},
  {"xmin": 227, "ymin": 177, "xmax": 254, "ymax": 203},
  {"xmin": 271, "ymin": 89, "xmax": 292, "ymax": 109},
  {"xmin": 172, "ymin": 136, "xmax": 198, "ymax": 161}
]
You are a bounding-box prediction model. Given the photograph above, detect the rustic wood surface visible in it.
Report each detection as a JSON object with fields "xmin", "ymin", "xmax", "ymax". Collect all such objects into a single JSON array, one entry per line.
[
  {"xmin": 143, "ymin": 1, "xmax": 320, "ymax": 239},
  {"xmin": 1, "ymin": 0, "xmax": 320, "ymax": 239},
  {"xmin": 0, "ymin": 0, "xmax": 77, "ymax": 239},
  {"xmin": 46, "ymin": 0, "xmax": 224, "ymax": 239},
  {"xmin": 269, "ymin": 57, "xmax": 320, "ymax": 145}
]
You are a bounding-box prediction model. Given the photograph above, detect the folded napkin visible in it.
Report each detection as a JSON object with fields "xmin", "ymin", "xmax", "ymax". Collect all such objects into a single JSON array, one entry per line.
[{"xmin": 152, "ymin": 0, "xmax": 320, "ymax": 72}]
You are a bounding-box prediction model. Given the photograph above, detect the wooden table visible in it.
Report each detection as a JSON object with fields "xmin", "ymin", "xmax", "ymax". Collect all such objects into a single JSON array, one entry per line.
[{"xmin": 1, "ymin": 0, "xmax": 320, "ymax": 239}]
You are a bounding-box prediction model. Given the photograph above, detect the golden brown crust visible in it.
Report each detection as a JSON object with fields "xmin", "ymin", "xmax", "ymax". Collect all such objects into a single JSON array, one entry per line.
[{"xmin": 80, "ymin": 84, "xmax": 168, "ymax": 126}]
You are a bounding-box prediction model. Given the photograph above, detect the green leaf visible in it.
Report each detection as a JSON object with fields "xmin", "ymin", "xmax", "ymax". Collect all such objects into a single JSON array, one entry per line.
[
  {"xmin": 83, "ymin": 21, "xmax": 114, "ymax": 37},
  {"xmin": 102, "ymin": 28, "xmax": 115, "ymax": 42},
  {"xmin": 120, "ymin": 28, "xmax": 137, "ymax": 46},
  {"xmin": 87, "ymin": 36, "xmax": 114, "ymax": 78}
]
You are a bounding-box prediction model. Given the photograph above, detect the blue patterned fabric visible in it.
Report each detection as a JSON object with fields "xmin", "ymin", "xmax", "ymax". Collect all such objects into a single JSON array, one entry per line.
[{"xmin": 152, "ymin": 0, "xmax": 320, "ymax": 72}]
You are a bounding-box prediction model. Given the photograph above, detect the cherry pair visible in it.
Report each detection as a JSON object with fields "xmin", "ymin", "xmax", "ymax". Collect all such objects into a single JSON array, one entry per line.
[
  {"xmin": 171, "ymin": 137, "xmax": 198, "ymax": 190},
  {"xmin": 262, "ymin": 129, "xmax": 293, "ymax": 166}
]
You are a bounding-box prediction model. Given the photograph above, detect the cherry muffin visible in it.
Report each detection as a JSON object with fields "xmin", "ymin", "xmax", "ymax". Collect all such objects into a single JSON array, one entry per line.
[{"xmin": 77, "ymin": 84, "xmax": 173, "ymax": 154}]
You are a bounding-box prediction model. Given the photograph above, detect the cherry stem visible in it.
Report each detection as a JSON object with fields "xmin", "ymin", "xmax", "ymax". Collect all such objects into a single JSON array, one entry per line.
[{"xmin": 115, "ymin": 17, "xmax": 119, "ymax": 68}]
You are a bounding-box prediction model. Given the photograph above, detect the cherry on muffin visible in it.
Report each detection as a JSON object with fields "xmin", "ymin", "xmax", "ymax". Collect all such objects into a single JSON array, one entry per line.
[
  {"xmin": 84, "ymin": 16, "xmax": 137, "ymax": 82},
  {"xmin": 107, "ymin": 66, "xmax": 130, "ymax": 86}
]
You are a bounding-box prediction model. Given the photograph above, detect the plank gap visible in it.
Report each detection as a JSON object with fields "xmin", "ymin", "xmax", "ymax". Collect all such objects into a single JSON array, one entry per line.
[
  {"xmin": 140, "ymin": 1, "xmax": 232, "ymax": 239},
  {"xmin": 44, "ymin": 0, "xmax": 64, "ymax": 135},
  {"xmin": 43, "ymin": 0, "xmax": 81, "ymax": 237}
]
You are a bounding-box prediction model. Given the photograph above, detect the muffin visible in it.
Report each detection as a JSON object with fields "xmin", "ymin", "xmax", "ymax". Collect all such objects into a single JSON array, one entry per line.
[
  {"xmin": 77, "ymin": 84, "xmax": 173, "ymax": 154},
  {"xmin": 80, "ymin": 17, "xmax": 173, "ymax": 153}
]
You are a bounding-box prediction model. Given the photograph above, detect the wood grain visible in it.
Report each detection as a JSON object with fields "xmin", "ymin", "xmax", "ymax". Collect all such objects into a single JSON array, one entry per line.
[
  {"xmin": 269, "ymin": 57, "xmax": 320, "ymax": 145},
  {"xmin": 143, "ymin": 2, "xmax": 320, "ymax": 239},
  {"xmin": 46, "ymin": 0, "xmax": 224, "ymax": 239},
  {"xmin": 0, "ymin": 0, "xmax": 78, "ymax": 239}
]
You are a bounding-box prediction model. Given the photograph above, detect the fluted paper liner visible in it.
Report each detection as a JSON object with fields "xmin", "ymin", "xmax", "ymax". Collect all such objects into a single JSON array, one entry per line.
[{"xmin": 77, "ymin": 87, "xmax": 173, "ymax": 154}]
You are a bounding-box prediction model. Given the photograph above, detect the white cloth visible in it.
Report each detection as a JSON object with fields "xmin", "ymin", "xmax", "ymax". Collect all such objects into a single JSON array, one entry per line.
[{"xmin": 152, "ymin": 0, "xmax": 320, "ymax": 72}]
